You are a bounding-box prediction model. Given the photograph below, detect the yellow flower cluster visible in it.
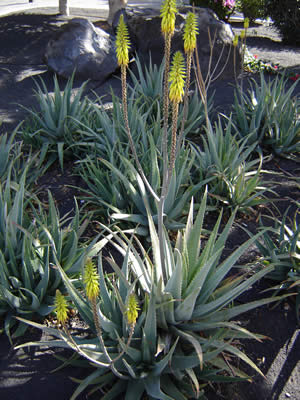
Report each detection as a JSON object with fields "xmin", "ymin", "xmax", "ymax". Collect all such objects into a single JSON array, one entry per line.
[
  {"xmin": 169, "ymin": 51, "xmax": 186, "ymax": 104},
  {"xmin": 116, "ymin": 15, "xmax": 130, "ymax": 66},
  {"xmin": 160, "ymin": 0, "xmax": 177, "ymax": 36},
  {"xmin": 54, "ymin": 290, "xmax": 69, "ymax": 324},
  {"xmin": 183, "ymin": 12, "xmax": 198, "ymax": 54},
  {"xmin": 83, "ymin": 258, "xmax": 99, "ymax": 300},
  {"xmin": 126, "ymin": 293, "xmax": 140, "ymax": 326}
]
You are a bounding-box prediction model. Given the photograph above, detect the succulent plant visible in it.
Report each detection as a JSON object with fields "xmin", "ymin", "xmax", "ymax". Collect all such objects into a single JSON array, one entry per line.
[
  {"xmin": 0, "ymin": 173, "xmax": 93, "ymax": 341},
  {"xmin": 232, "ymin": 72, "xmax": 300, "ymax": 158},
  {"xmin": 192, "ymin": 117, "xmax": 272, "ymax": 213},
  {"xmin": 254, "ymin": 207, "xmax": 300, "ymax": 321},
  {"xmin": 79, "ymin": 136, "xmax": 211, "ymax": 235},
  {"xmin": 19, "ymin": 72, "xmax": 91, "ymax": 169},
  {"xmin": 16, "ymin": 191, "xmax": 288, "ymax": 399},
  {"xmin": 0, "ymin": 127, "xmax": 50, "ymax": 187}
]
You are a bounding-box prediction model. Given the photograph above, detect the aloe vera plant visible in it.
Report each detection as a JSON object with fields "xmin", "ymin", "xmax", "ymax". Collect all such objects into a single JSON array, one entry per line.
[
  {"xmin": 19, "ymin": 73, "xmax": 90, "ymax": 169},
  {"xmin": 0, "ymin": 173, "xmax": 92, "ymax": 341},
  {"xmin": 192, "ymin": 117, "xmax": 271, "ymax": 212},
  {"xmin": 13, "ymin": 4, "xmax": 290, "ymax": 398},
  {"xmin": 0, "ymin": 127, "xmax": 50, "ymax": 187},
  {"xmin": 16, "ymin": 192, "xmax": 287, "ymax": 399},
  {"xmin": 79, "ymin": 132, "xmax": 210, "ymax": 234},
  {"xmin": 254, "ymin": 207, "xmax": 300, "ymax": 321},
  {"xmin": 127, "ymin": 54, "xmax": 211, "ymax": 136},
  {"xmin": 0, "ymin": 130, "xmax": 17, "ymax": 180},
  {"xmin": 232, "ymin": 72, "xmax": 300, "ymax": 156}
]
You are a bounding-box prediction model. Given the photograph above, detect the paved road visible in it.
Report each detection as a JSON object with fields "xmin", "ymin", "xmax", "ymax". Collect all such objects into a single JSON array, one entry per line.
[{"xmin": 0, "ymin": 0, "xmax": 164, "ymax": 16}]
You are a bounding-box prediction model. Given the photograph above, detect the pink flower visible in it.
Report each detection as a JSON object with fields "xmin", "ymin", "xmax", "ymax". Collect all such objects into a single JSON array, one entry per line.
[
  {"xmin": 254, "ymin": 54, "xmax": 258, "ymax": 59},
  {"xmin": 290, "ymin": 74, "xmax": 300, "ymax": 82},
  {"xmin": 223, "ymin": 0, "xmax": 235, "ymax": 8}
]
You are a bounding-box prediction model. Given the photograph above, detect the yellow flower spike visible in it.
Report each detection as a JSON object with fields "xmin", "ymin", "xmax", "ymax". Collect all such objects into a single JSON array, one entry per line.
[
  {"xmin": 169, "ymin": 51, "xmax": 186, "ymax": 104},
  {"xmin": 54, "ymin": 290, "xmax": 69, "ymax": 324},
  {"xmin": 126, "ymin": 293, "xmax": 140, "ymax": 326},
  {"xmin": 240, "ymin": 29, "xmax": 246, "ymax": 40},
  {"xmin": 233, "ymin": 34, "xmax": 239, "ymax": 47},
  {"xmin": 244, "ymin": 17, "xmax": 249, "ymax": 29},
  {"xmin": 83, "ymin": 258, "xmax": 99, "ymax": 300},
  {"xmin": 183, "ymin": 12, "xmax": 198, "ymax": 54},
  {"xmin": 160, "ymin": 0, "xmax": 177, "ymax": 36},
  {"xmin": 115, "ymin": 14, "xmax": 130, "ymax": 66}
]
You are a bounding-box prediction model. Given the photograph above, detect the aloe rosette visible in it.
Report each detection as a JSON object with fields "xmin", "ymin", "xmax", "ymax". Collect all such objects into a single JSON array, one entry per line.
[
  {"xmin": 0, "ymin": 175, "xmax": 94, "ymax": 341},
  {"xmin": 16, "ymin": 191, "xmax": 289, "ymax": 399}
]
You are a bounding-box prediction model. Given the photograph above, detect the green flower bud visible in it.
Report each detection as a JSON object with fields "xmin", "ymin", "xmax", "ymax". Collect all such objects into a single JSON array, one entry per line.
[
  {"xmin": 126, "ymin": 293, "xmax": 140, "ymax": 326},
  {"xmin": 54, "ymin": 290, "xmax": 69, "ymax": 324},
  {"xmin": 233, "ymin": 34, "xmax": 239, "ymax": 47},
  {"xmin": 244, "ymin": 17, "xmax": 249, "ymax": 29},
  {"xmin": 169, "ymin": 51, "xmax": 186, "ymax": 104},
  {"xmin": 160, "ymin": 0, "xmax": 177, "ymax": 36},
  {"xmin": 183, "ymin": 12, "xmax": 198, "ymax": 54},
  {"xmin": 115, "ymin": 15, "xmax": 130, "ymax": 66},
  {"xmin": 240, "ymin": 29, "xmax": 246, "ymax": 39},
  {"xmin": 83, "ymin": 258, "xmax": 99, "ymax": 300}
]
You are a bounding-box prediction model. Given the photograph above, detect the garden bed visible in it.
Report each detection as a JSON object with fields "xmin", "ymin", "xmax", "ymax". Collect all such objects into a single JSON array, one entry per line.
[{"xmin": 0, "ymin": 9, "xmax": 299, "ymax": 400}]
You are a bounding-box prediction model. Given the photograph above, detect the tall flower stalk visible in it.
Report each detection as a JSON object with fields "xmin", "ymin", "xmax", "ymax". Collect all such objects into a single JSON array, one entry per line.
[
  {"xmin": 53, "ymin": 261, "xmax": 137, "ymax": 378},
  {"xmin": 167, "ymin": 51, "xmax": 186, "ymax": 186},
  {"xmin": 157, "ymin": 0, "xmax": 180, "ymax": 282},
  {"xmin": 54, "ymin": 289, "xmax": 110, "ymax": 369},
  {"xmin": 160, "ymin": 0, "xmax": 178, "ymax": 176},
  {"xmin": 116, "ymin": 15, "xmax": 159, "ymax": 202},
  {"xmin": 233, "ymin": 33, "xmax": 239, "ymax": 90},
  {"xmin": 177, "ymin": 11, "xmax": 198, "ymax": 154},
  {"xmin": 83, "ymin": 259, "xmax": 115, "ymax": 367},
  {"xmin": 83, "ymin": 259, "xmax": 129, "ymax": 377},
  {"xmin": 239, "ymin": 17, "xmax": 249, "ymax": 93},
  {"xmin": 115, "ymin": 5, "xmax": 189, "ymax": 286}
]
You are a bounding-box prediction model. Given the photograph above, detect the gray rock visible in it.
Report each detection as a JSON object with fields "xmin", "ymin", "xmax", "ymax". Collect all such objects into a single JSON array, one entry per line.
[
  {"xmin": 127, "ymin": 6, "xmax": 241, "ymax": 81},
  {"xmin": 45, "ymin": 18, "xmax": 118, "ymax": 82},
  {"xmin": 44, "ymin": 7, "xmax": 240, "ymax": 83},
  {"xmin": 112, "ymin": 8, "xmax": 129, "ymax": 32}
]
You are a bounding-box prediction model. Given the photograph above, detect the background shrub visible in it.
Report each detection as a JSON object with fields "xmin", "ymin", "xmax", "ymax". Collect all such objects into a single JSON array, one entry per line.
[
  {"xmin": 241, "ymin": 0, "xmax": 265, "ymax": 22},
  {"xmin": 264, "ymin": 0, "xmax": 300, "ymax": 45},
  {"xmin": 191, "ymin": 0, "xmax": 236, "ymax": 21}
]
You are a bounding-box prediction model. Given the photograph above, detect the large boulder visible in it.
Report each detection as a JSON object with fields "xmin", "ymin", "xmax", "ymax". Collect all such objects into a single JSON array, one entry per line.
[
  {"xmin": 127, "ymin": 6, "xmax": 241, "ymax": 81},
  {"xmin": 45, "ymin": 18, "xmax": 118, "ymax": 82},
  {"xmin": 44, "ymin": 7, "xmax": 240, "ymax": 82}
]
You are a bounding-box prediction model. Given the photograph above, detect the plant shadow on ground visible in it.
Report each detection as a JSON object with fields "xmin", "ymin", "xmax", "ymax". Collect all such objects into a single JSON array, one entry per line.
[{"xmin": 0, "ymin": 10, "xmax": 299, "ymax": 400}]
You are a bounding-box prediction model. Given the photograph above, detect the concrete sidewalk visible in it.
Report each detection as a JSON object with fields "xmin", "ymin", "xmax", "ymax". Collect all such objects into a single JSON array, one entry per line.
[{"xmin": 0, "ymin": 0, "xmax": 163, "ymax": 17}]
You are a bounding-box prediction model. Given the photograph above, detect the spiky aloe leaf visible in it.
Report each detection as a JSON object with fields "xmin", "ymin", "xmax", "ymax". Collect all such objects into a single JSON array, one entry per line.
[
  {"xmin": 153, "ymin": 337, "xmax": 179, "ymax": 376},
  {"xmin": 172, "ymin": 327, "xmax": 203, "ymax": 370},
  {"xmin": 143, "ymin": 292, "xmax": 157, "ymax": 357},
  {"xmin": 101, "ymin": 380, "xmax": 127, "ymax": 400},
  {"xmin": 164, "ymin": 249, "xmax": 183, "ymax": 302},
  {"xmin": 195, "ymin": 231, "xmax": 265, "ymax": 305},
  {"xmin": 70, "ymin": 368, "xmax": 107, "ymax": 400},
  {"xmin": 144, "ymin": 375, "xmax": 174, "ymax": 400},
  {"xmin": 124, "ymin": 380, "xmax": 145, "ymax": 400},
  {"xmin": 193, "ymin": 264, "xmax": 274, "ymax": 319}
]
